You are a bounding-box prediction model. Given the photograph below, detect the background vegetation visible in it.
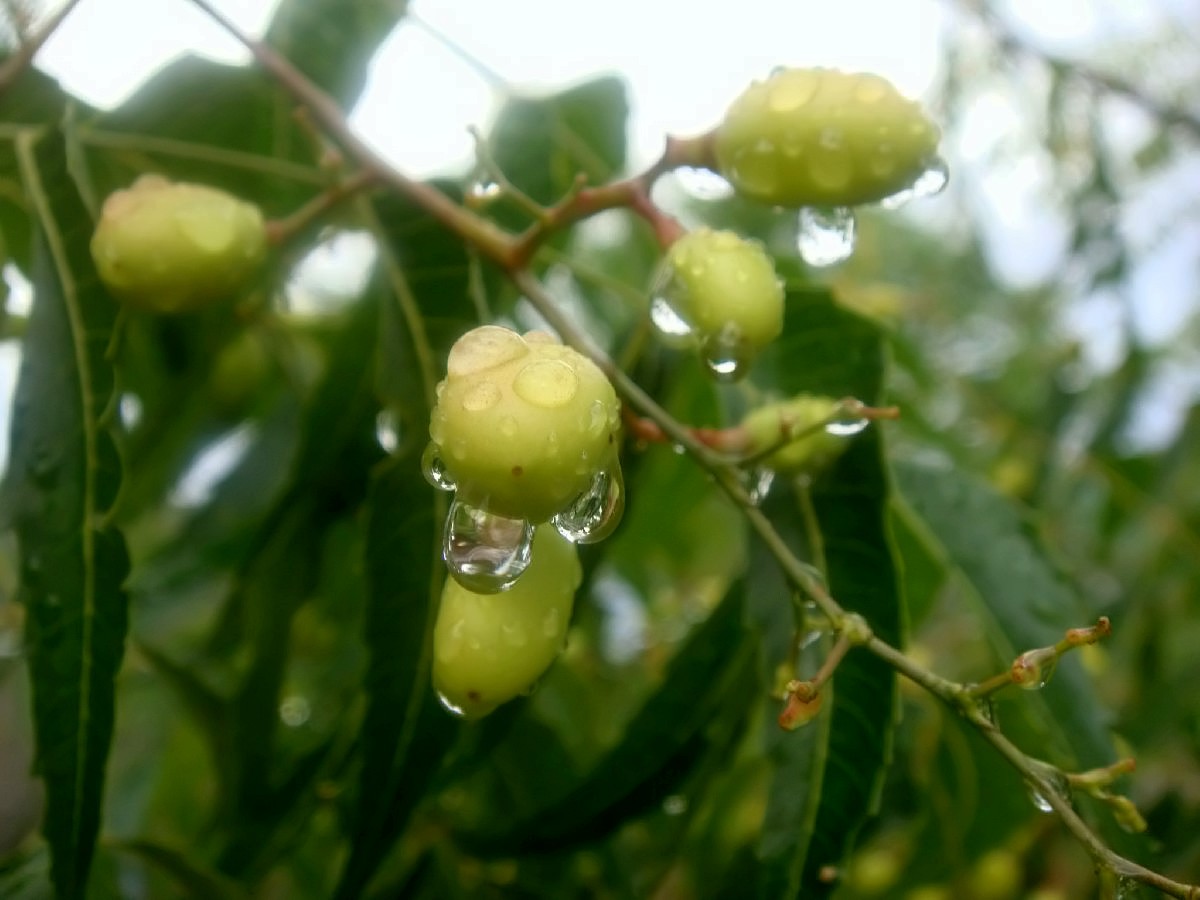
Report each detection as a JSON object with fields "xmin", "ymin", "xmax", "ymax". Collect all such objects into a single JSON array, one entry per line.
[{"xmin": 1, "ymin": 0, "xmax": 1198, "ymax": 898}]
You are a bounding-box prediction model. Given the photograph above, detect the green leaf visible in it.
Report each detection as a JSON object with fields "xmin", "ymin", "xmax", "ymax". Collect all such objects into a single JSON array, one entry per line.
[
  {"xmin": 455, "ymin": 585, "xmax": 758, "ymax": 855},
  {"xmin": 3, "ymin": 130, "xmax": 130, "ymax": 899},
  {"xmin": 893, "ymin": 459, "xmax": 1115, "ymax": 769},
  {"xmin": 744, "ymin": 290, "xmax": 904, "ymax": 898},
  {"xmin": 487, "ymin": 77, "xmax": 629, "ymax": 208},
  {"xmin": 334, "ymin": 452, "xmax": 455, "ymax": 900},
  {"xmin": 113, "ymin": 840, "xmax": 249, "ymax": 900},
  {"xmin": 266, "ymin": 0, "xmax": 409, "ymax": 107}
]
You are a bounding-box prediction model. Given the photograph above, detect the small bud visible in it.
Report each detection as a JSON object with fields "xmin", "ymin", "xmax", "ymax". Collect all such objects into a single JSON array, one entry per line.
[
  {"xmin": 778, "ymin": 682, "xmax": 823, "ymax": 730},
  {"xmin": 1107, "ymin": 795, "xmax": 1148, "ymax": 834}
]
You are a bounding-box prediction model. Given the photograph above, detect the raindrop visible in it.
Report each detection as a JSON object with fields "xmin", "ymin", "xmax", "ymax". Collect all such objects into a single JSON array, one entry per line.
[
  {"xmin": 825, "ymin": 412, "xmax": 870, "ymax": 437},
  {"xmin": 1028, "ymin": 785, "xmax": 1053, "ymax": 813},
  {"xmin": 1114, "ymin": 876, "xmax": 1143, "ymax": 899},
  {"xmin": 468, "ymin": 179, "xmax": 502, "ymax": 205},
  {"xmin": 701, "ymin": 324, "xmax": 751, "ymax": 382},
  {"xmin": 649, "ymin": 295, "xmax": 694, "ymax": 341},
  {"xmin": 880, "ymin": 157, "xmax": 949, "ymax": 210},
  {"xmin": 375, "ymin": 409, "xmax": 401, "ymax": 453},
  {"xmin": 746, "ymin": 467, "xmax": 776, "ymax": 505},
  {"xmin": 662, "ymin": 794, "xmax": 688, "ymax": 816},
  {"xmin": 443, "ymin": 498, "xmax": 534, "ymax": 593},
  {"xmin": 279, "ymin": 695, "xmax": 311, "ymax": 727},
  {"xmin": 437, "ymin": 689, "xmax": 467, "ymax": 718},
  {"xmin": 421, "ymin": 443, "xmax": 456, "ymax": 491},
  {"xmin": 675, "ymin": 167, "xmax": 735, "ymax": 201},
  {"xmin": 796, "ymin": 207, "xmax": 857, "ymax": 267},
  {"xmin": 1017, "ymin": 655, "xmax": 1057, "ymax": 691},
  {"xmin": 118, "ymin": 393, "xmax": 143, "ymax": 430},
  {"xmin": 552, "ymin": 464, "xmax": 625, "ymax": 544}
]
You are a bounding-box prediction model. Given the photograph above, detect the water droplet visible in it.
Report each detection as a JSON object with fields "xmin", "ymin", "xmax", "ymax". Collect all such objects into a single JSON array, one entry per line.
[
  {"xmin": 797, "ymin": 207, "xmax": 857, "ymax": 267},
  {"xmin": 1114, "ymin": 876, "xmax": 1144, "ymax": 899},
  {"xmin": 437, "ymin": 689, "xmax": 467, "ymax": 718},
  {"xmin": 649, "ymin": 295, "xmax": 694, "ymax": 341},
  {"xmin": 542, "ymin": 606, "xmax": 561, "ymax": 638},
  {"xmin": 552, "ymin": 464, "xmax": 625, "ymax": 544},
  {"xmin": 1027, "ymin": 785, "xmax": 1054, "ymax": 814},
  {"xmin": 853, "ymin": 74, "xmax": 891, "ymax": 104},
  {"xmin": 174, "ymin": 206, "xmax": 235, "ymax": 255},
  {"xmin": 501, "ymin": 620, "xmax": 528, "ymax": 647},
  {"xmin": 376, "ymin": 409, "xmax": 401, "ymax": 452},
  {"xmin": 675, "ymin": 167, "xmax": 735, "ymax": 201},
  {"xmin": 662, "ymin": 794, "xmax": 688, "ymax": 816},
  {"xmin": 279, "ymin": 695, "xmax": 311, "ymax": 727},
  {"xmin": 881, "ymin": 156, "xmax": 950, "ymax": 210},
  {"xmin": 513, "ymin": 360, "xmax": 578, "ymax": 409},
  {"xmin": 1016, "ymin": 653, "xmax": 1057, "ymax": 691},
  {"xmin": 468, "ymin": 179, "xmax": 502, "ymax": 205},
  {"xmin": 824, "ymin": 413, "xmax": 869, "ymax": 437},
  {"xmin": 499, "ymin": 416, "xmax": 518, "ymax": 438},
  {"xmin": 462, "ymin": 380, "xmax": 501, "ymax": 412},
  {"xmin": 118, "ymin": 393, "xmax": 143, "ymax": 430},
  {"xmin": 421, "ymin": 443, "xmax": 456, "ymax": 491},
  {"xmin": 701, "ymin": 323, "xmax": 751, "ymax": 382},
  {"xmin": 447, "ymin": 325, "xmax": 528, "ymax": 377},
  {"xmin": 443, "ymin": 498, "xmax": 534, "ymax": 593},
  {"xmin": 768, "ymin": 71, "xmax": 818, "ymax": 112},
  {"xmin": 747, "ymin": 467, "xmax": 776, "ymax": 505}
]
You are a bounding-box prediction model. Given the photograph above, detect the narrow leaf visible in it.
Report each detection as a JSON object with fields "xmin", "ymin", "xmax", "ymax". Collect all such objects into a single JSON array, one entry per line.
[{"xmin": 5, "ymin": 130, "xmax": 129, "ymax": 899}]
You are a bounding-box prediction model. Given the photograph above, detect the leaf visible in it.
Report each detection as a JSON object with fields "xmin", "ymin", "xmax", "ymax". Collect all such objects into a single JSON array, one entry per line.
[
  {"xmin": 113, "ymin": 840, "xmax": 249, "ymax": 900},
  {"xmin": 265, "ymin": 0, "xmax": 409, "ymax": 107},
  {"xmin": 455, "ymin": 585, "xmax": 758, "ymax": 855},
  {"xmin": 3, "ymin": 130, "xmax": 130, "ymax": 899},
  {"xmin": 334, "ymin": 451, "xmax": 456, "ymax": 900},
  {"xmin": 487, "ymin": 76, "xmax": 629, "ymax": 208},
  {"xmin": 744, "ymin": 290, "xmax": 904, "ymax": 898},
  {"xmin": 893, "ymin": 459, "xmax": 1115, "ymax": 770}
]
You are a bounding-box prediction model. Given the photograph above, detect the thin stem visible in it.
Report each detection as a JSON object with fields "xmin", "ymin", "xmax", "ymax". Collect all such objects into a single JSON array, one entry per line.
[
  {"xmin": 264, "ymin": 170, "xmax": 378, "ymax": 247},
  {"xmin": 0, "ymin": 0, "xmax": 83, "ymax": 97}
]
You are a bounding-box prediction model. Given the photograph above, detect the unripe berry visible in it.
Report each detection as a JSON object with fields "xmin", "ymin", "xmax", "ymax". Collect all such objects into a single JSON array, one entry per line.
[
  {"xmin": 91, "ymin": 174, "xmax": 267, "ymax": 313},
  {"xmin": 652, "ymin": 228, "xmax": 783, "ymax": 377},
  {"xmin": 429, "ymin": 326, "xmax": 621, "ymax": 523},
  {"xmin": 740, "ymin": 394, "xmax": 853, "ymax": 473},
  {"xmin": 714, "ymin": 67, "xmax": 941, "ymax": 208},
  {"xmin": 433, "ymin": 525, "xmax": 581, "ymax": 719}
]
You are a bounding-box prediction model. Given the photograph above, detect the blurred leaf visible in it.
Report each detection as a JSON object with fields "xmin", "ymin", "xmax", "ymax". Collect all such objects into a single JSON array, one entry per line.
[
  {"xmin": 894, "ymin": 459, "xmax": 1115, "ymax": 770},
  {"xmin": 334, "ymin": 453, "xmax": 456, "ymax": 900},
  {"xmin": 3, "ymin": 131, "xmax": 129, "ymax": 899},
  {"xmin": 266, "ymin": 0, "xmax": 409, "ymax": 107},
  {"xmin": 455, "ymin": 585, "xmax": 757, "ymax": 855},
  {"xmin": 114, "ymin": 840, "xmax": 249, "ymax": 900}
]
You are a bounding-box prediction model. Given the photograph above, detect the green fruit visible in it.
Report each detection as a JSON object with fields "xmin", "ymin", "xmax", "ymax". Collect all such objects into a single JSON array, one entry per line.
[
  {"xmin": 429, "ymin": 326, "xmax": 621, "ymax": 523},
  {"xmin": 210, "ymin": 328, "xmax": 271, "ymax": 417},
  {"xmin": 741, "ymin": 394, "xmax": 851, "ymax": 472},
  {"xmin": 653, "ymin": 228, "xmax": 783, "ymax": 375},
  {"xmin": 714, "ymin": 67, "xmax": 941, "ymax": 207},
  {"xmin": 91, "ymin": 174, "xmax": 267, "ymax": 313},
  {"xmin": 433, "ymin": 525, "xmax": 581, "ymax": 719}
]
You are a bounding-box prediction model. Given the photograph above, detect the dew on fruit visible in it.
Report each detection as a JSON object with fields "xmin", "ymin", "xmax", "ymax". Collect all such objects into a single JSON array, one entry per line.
[
  {"xmin": 675, "ymin": 167, "xmax": 735, "ymax": 201},
  {"xmin": 649, "ymin": 294, "xmax": 694, "ymax": 341},
  {"xmin": 500, "ymin": 620, "xmax": 528, "ymax": 647},
  {"xmin": 118, "ymin": 393, "xmax": 143, "ymax": 430},
  {"xmin": 499, "ymin": 416, "xmax": 518, "ymax": 437},
  {"xmin": 587, "ymin": 399, "xmax": 609, "ymax": 436},
  {"xmin": 552, "ymin": 463, "xmax": 625, "ymax": 544},
  {"xmin": 376, "ymin": 409, "xmax": 401, "ymax": 452},
  {"xmin": 421, "ymin": 442, "xmax": 456, "ymax": 491},
  {"xmin": 853, "ymin": 74, "xmax": 890, "ymax": 104},
  {"xmin": 513, "ymin": 359, "xmax": 578, "ymax": 409},
  {"xmin": 437, "ymin": 689, "xmax": 468, "ymax": 718},
  {"xmin": 797, "ymin": 207, "xmax": 857, "ymax": 267},
  {"xmin": 443, "ymin": 498, "xmax": 534, "ymax": 592},
  {"xmin": 447, "ymin": 325, "xmax": 528, "ymax": 377},
  {"xmin": 542, "ymin": 606, "xmax": 561, "ymax": 638},
  {"xmin": 768, "ymin": 70, "xmax": 818, "ymax": 112},
  {"xmin": 880, "ymin": 156, "xmax": 950, "ymax": 210},
  {"xmin": 462, "ymin": 380, "xmax": 501, "ymax": 412},
  {"xmin": 173, "ymin": 205, "xmax": 237, "ymax": 255}
]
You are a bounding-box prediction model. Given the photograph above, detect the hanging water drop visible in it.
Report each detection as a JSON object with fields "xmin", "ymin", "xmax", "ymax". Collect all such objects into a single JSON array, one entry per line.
[
  {"xmin": 1113, "ymin": 876, "xmax": 1143, "ymax": 899},
  {"xmin": 675, "ymin": 167, "xmax": 735, "ymax": 201},
  {"xmin": 421, "ymin": 442, "xmax": 456, "ymax": 491},
  {"xmin": 825, "ymin": 410, "xmax": 870, "ymax": 437},
  {"xmin": 443, "ymin": 498, "xmax": 534, "ymax": 593},
  {"xmin": 1028, "ymin": 785, "xmax": 1054, "ymax": 814},
  {"xmin": 797, "ymin": 207, "xmax": 857, "ymax": 267},
  {"xmin": 746, "ymin": 467, "xmax": 776, "ymax": 505},
  {"xmin": 649, "ymin": 295, "xmax": 694, "ymax": 342},
  {"xmin": 467, "ymin": 178, "xmax": 502, "ymax": 206},
  {"xmin": 911, "ymin": 156, "xmax": 949, "ymax": 198},
  {"xmin": 437, "ymin": 689, "xmax": 468, "ymax": 718},
  {"xmin": 552, "ymin": 463, "xmax": 625, "ymax": 544},
  {"xmin": 375, "ymin": 409, "xmax": 401, "ymax": 453},
  {"xmin": 1017, "ymin": 654, "xmax": 1057, "ymax": 691},
  {"xmin": 701, "ymin": 324, "xmax": 751, "ymax": 382}
]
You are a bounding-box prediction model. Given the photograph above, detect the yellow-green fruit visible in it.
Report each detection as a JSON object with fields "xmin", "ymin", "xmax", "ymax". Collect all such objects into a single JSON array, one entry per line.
[
  {"xmin": 91, "ymin": 174, "xmax": 267, "ymax": 313},
  {"xmin": 433, "ymin": 525, "xmax": 581, "ymax": 719},
  {"xmin": 654, "ymin": 228, "xmax": 783, "ymax": 366},
  {"xmin": 741, "ymin": 394, "xmax": 850, "ymax": 472},
  {"xmin": 429, "ymin": 326, "xmax": 621, "ymax": 522},
  {"xmin": 714, "ymin": 67, "xmax": 941, "ymax": 207}
]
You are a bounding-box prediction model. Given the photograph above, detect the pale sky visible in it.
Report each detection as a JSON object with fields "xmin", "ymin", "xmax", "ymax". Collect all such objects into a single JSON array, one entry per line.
[{"xmin": 1, "ymin": 0, "xmax": 1197, "ymax": 474}]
